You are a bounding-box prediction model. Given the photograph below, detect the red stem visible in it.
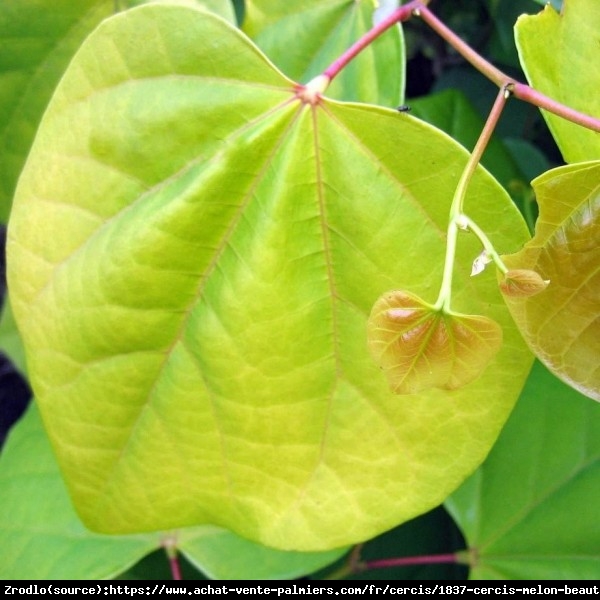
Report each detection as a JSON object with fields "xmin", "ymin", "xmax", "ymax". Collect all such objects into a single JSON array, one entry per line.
[
  {"xmin": 417, "ymin": 4, "xmax": 508, "ymax": 86},
  {"xmin": 364, "ymin": 552, "xmax": 458, "ymax": 571},
  {"xmin": 169, "ymin": 553, "xmax": 183, "ymax": 580},
  {"xmin": 323, "ymin": 0, "xmax": 428, "ymax": 81},
  {"xmin": 511, "ymin": 82, "xmax": 600, "ymax": 133},
  {"xmin": 416, "ymin": 4, "xmax": 600, "ymax": 133},
  {"xmin": 321, "ymin": 0, "xmax": 600, "ymax": 134}
]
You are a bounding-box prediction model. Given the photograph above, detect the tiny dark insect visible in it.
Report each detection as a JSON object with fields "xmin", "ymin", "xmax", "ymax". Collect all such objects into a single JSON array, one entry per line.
[{"xmin": 396, "ymin": 105, "xmax": 411, "ymax": 112}]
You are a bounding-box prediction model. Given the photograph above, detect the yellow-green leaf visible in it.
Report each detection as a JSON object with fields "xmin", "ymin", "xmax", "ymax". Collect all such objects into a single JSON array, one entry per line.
[
  {"xmin": 0, "ymin": 0, "xmax": 230, "ymax": 223},
  {"xmin": 515, "ymin": 0, "xmax": 600, "ymax": 163},
  {"xmin": 7, "ymin": 4, "xmax": 532, "ymax": 551},
  {"xmin": 502, "ymin": 161, "xmax": 600, "ymax": 401}
]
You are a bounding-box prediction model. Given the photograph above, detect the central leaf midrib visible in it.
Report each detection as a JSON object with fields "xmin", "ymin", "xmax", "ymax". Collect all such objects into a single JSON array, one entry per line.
[{"xmin": 93, "ymin": 99, "xmax": 312, "ymax": 510}]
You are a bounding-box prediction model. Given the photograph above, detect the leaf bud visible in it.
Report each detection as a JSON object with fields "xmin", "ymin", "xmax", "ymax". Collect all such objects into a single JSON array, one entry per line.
[{"xmin": 499, "ymin": 269, "xmax": 549, "ymax": 297}]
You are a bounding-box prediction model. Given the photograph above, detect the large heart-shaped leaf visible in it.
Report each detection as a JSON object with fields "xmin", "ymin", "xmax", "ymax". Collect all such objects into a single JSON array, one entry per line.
[
  {"xmin": 447, "ymin": 361, "xmax": 600, "ymax": 579},
  {"xmin": 243, "ymin": 0, "xmax": 405, "ymax": 105},
  {"xmin": 7, "ymin": 4, "xmax": 531, "ymax": 551},
  {"xmin": 0, "ymin": 403, "xmax": 345, "ymax": 579},
  {"xmin": 515, "ymin": 0, "xmax": 600, "ymax": 163},
  {"xmin": 501, "ymin": 161, "xmax": 600, "ymax": 401},
  {"xmin": 0, "ymin": 0, "xmax": 233, "ymax": 223}
]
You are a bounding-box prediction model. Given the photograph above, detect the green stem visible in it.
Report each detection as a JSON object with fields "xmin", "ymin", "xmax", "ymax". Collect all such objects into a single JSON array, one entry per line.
[
  {"xmin": 461, "ymin": 216, "xmax": 509, "ymax": 275},
  {"xmin": 434, "ymin": 88, "xmax": 509, "ymax": 311}
]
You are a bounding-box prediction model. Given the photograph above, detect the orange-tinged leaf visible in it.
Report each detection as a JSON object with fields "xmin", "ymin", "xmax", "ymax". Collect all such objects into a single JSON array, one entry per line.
[
  {"xmin": 502, "ymin": 161, "xmax": 600, "ymax": 401},
  {"xmin": 499, "ymin": 269, "xmax": 549, "ymax": 297},
  {"xmin": 368, "ymin": 291, "xmax": 503, "ymax": 394}
]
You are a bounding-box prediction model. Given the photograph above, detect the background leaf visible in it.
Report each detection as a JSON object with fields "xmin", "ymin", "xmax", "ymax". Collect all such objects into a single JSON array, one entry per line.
[
  {"xmin": 179, "ymin": 530, "xmax": 346, "ymax": 581},
  {"xmin": 410, "ymin": 89, "xmax": 521, "ymax": 190},
  {"xmin": 515, "ymin": 0, "xmax": 600, "ymax": 163},
  {"xmin": 0, "ymin": 403, "xmax": 345, "ymax": 580},
  {"xmin": 501, "ymin": 161, "xmax": 600, "ymax": 401},
  {"xmin": 0, "ymin": 0, "xmax": 233, "ymax": 223},
  {"xmin": 447, "ymin": 361, "xmax": 600, "ymax": 579},
  {"xmin": 243, "ymin": 0, "xmax": 405, "ymax": 105},
  {"xmin": 0, "ymin": 403, "xmax": 156, "ymax": 579},
  {"xmin": 8, "ymin": 3, "xmax": 531, "ymax": 551}
]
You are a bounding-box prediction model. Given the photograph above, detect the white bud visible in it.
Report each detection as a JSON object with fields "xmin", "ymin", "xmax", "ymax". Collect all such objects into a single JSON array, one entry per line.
[{"xmin": 471, "ymin": 250, "xmax": 493, "ymax": 276}]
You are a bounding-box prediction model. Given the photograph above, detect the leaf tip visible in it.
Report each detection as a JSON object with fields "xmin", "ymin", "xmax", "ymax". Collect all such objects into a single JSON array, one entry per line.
[{"xmin": 499, "ymin": 269, "xmax": 549, "ymax": 297}]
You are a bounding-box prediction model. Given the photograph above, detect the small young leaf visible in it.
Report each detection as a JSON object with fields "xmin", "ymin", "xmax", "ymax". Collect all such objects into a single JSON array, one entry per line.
[
  {"xmin": 499, "ymin": 269, "xmax": 549, "ymax": 298},
  {"xmin": 502, "ymin": 161, "xmax": 600, "ymax": 401},
  {"xmin": 367, "ymin": 291, "xmax": 503, "ymax": 394}
]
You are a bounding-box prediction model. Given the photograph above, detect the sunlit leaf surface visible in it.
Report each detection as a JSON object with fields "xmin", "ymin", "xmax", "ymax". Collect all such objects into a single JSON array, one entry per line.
[
  {"xmin": 8, "ymin": 4, "xmax": 531, "ymax": 550},
  {"xmin": 0, "ymin": 0, "xmax": 231, "ymax": 224},
  {"xmin": 502, "ymin": 161, "xmax": 600, "ymax": 401},
  {"xmin": 0, "ymin": 404, "xmax": 345, "ymax": 579}
]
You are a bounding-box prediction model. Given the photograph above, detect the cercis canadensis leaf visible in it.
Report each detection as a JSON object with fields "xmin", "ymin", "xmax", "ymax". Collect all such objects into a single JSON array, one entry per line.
[
  {"xmin": 368, "ymin": 291, "xmax": 503, "ymax": 394},
  {"xmin": 501, "ymin": 161, "xmax": 600, "ymax": 402},
  {"xmin": 7, "ymin": 4, "xmax": 532, "ymax": 550}
]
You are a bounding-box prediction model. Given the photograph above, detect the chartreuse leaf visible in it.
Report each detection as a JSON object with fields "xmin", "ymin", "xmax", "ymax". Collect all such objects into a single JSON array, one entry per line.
[
  {"xmin": 243, "ymin": 0, "xmax": 405, "ymax": 105},
  {"xmin": 0, "ymin": 403, "xmax": 345, "ymax": 579},
  {"xmin": 7, "ymin": 4, "xmax": 531, "ymax": 551},
  {"xmin": 501, "ymin": 161, "xmax": 600, "ymax": 401},
  {"xmin": 0, "ymin": 0, "xmax": 232, "ymax": 224},
  {"xmin": 447, "ymin": 361, "xmax": 600, "ymax": 580},
  {"xmin": 515, "ymin": 0, "xmax": 600, "ymax": 163},
  {"xmin": 367, "ymin": 290, "xmax": 502, "ymax": 394}
]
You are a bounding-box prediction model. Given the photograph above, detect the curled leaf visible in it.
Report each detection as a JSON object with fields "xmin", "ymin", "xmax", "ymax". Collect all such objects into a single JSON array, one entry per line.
[
  {"xmin": 367, "ymin": 291, "xmax": 503, "ymax": 394},
  {"xmin": 499, "ymin": 269, "xmax": 549, "ymax": 297},
  {"xmin": 501, "ymin": 161, "xmax": 600, "ymax": 401}
]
